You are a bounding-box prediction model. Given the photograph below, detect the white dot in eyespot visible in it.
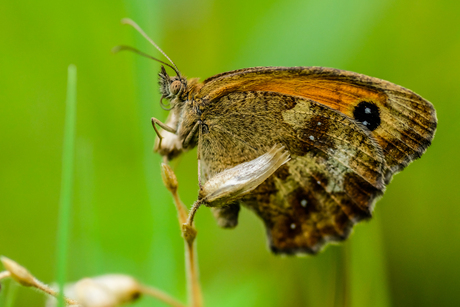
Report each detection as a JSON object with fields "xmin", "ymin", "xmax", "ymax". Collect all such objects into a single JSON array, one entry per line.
[
  {"xmin": 365, "ymin": 107, "xmax": 371, "ymax": 114},
  {"xmin": 301, "ymin": 199, "xmax": 307, "ymax": 207},
  {"xmin": 309, "ymin": 135, "xmax": 315, "ymax": 141},
  {"xmin": 317, "ymin": 122, "xmax": 322, "ymax": 125},
  {"xmin": 317, "ymin": 181, "xmax": 321, "ymax": 185},
  {"xmin": 290, "ymin": 223, "xmax": 296, "ymax": 229},
  {"xmin": 363, "ymin": 121, "xmax": 369, "ymax": 126}
]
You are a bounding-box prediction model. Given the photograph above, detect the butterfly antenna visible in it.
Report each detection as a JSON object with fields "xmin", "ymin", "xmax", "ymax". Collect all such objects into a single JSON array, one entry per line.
[
  {"xmin": 112, "ymin": 45, "xmax": 178, "ymax": 75},
  {"xmin": 121, "ymin": 18, "xmax": 181, "ymax": 77}
]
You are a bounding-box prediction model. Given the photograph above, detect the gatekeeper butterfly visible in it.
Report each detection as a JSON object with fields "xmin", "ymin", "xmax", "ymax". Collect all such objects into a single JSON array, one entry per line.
[{"xmin": 116, "ymin": 19, "xmax": 437, "ymax": 255}]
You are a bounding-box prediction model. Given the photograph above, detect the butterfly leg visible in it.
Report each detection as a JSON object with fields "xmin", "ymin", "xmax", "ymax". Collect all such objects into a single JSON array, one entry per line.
[
  {"xmin": 151, "ymin": 117, "xmax": 177, "ymax": 149},
  {"xmin": 181, "ymin": 120, "xmax": 203, "ymax": 187},
  {"xmin": 182, "ymin": 120, "xmax": 201, "ymax": 149},
  {"xmin": 185, "ymin": 200, "xmax": 203, "ymax": 229},
  {"xmin": 198, "ymin": 123, "xmax": 202, "ymax": 188}
]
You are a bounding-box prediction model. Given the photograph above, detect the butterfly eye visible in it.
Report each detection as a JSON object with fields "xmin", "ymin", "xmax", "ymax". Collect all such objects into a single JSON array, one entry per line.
[{"xmin": 170, "ymin": 80, "xmax": 182, "ymax": 95}]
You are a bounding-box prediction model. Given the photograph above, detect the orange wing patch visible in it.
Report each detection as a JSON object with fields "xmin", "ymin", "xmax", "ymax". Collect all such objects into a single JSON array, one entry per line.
[
  {"xmin": 199, "ymin": 67, "xmax": 387, "ymax": 116},
  {"xmin": 238, "ymin": 77, "xmax": 386, "ymax": 116}
]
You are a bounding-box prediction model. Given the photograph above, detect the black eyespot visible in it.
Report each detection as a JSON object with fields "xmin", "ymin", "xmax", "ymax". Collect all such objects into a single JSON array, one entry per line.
[{"xmin": 353, "ymin": 101, "xmax": 381, "ymax": 131}]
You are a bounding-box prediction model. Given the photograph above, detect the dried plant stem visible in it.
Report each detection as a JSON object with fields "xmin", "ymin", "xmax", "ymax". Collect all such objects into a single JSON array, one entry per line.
[
  {"xmin": 33, "ymin": 281, "xmax": 79, "ymax": 306},
  {"xmin": 171, "ymin": 188, "xmax": 188, "ymax": 226},
  {"xmin": 184, "ymin": 238, "xmax": 202, "ymax": 307},
  {"xmin": 163, "ymin": 167, "xmax": 203, "ymax": 307},
  {"xmin": 0, "ymin": 270, "xmax": 11, "ymax": 280},
  {"xmin": 1, "ymin": 257, "xmax": 78, "ymax": 305},
  {"xmin": 176, "ymin": 198, "xmax": 203, "ymax": 307},
  {"xmin": 139, "ymin": 284, "xmax": 187, "ymax": 307}
]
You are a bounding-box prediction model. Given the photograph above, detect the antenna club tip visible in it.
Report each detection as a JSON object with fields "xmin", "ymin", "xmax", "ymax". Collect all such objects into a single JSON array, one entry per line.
[
  {"xmin": 121, "ymin": 18, "xmax": 135, "ymax": 26},
  {"xmin": 111, "ymin": 46, "xmax": 122, "ymax": 54}
]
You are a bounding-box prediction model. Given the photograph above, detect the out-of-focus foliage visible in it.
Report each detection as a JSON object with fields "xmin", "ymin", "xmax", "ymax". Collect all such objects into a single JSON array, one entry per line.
[{"xmin": 1, "ymin": 0, "xmax": 459, "ymax": 306}]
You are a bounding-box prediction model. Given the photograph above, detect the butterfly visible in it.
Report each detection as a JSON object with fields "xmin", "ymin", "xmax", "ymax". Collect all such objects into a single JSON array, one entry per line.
[{"xmin": 117, "ymin": 19, "xmax": 437, "ymax": 255}]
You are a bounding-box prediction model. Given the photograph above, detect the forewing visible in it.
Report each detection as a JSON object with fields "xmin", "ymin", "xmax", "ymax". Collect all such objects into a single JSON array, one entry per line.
[
  {"xmin": 199, "ymin": 91, "xmax": 385, "ymax": 254},
  {"xmin": 197, "ymin": 67, "xmax": 437, "ymax": 181}
]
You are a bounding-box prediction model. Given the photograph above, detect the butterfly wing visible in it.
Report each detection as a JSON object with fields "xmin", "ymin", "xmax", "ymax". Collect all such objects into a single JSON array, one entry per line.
[
  {"xmin": 199, "ymin": 91, "xmax": 387, "ymax": 254},
  {"xmin": 197, "ymin": 67, "xmax": 437, "ymax": 181}
]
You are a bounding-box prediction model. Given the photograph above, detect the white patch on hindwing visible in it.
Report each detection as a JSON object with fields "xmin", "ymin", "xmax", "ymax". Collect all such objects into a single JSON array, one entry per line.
[{"xmin": 281, "ymin": 99, "xmax": 357, "ymax": 195}]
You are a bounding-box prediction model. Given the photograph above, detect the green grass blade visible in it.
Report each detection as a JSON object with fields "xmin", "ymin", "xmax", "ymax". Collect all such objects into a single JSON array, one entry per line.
[
  {"xmin": 55, "ymin": 64, "xmax": 77, "ymax": 307},
  {"xmin": 349, "ymin": 215, "xmax": 392, "ymax": 307},
  {"xmin": 3, "ymin": 281, "xmax": 19, "ymax": 307}
]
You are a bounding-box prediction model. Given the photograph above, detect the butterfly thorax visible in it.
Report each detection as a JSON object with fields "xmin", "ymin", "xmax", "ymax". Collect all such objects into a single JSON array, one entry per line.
[{"xmin": 155, "ymin": 69, "xmax": 204, "ymax": 159}]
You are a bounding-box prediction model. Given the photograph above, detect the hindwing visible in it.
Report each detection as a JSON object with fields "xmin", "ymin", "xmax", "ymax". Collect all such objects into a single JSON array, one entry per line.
[{"xmin": 199, "ymin": 91, "xmax": 387, "ymax": 254}]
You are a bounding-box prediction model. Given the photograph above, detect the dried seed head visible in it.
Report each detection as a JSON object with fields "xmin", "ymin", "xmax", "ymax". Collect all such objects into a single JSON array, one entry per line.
[
  {"xmin": 199, "ymin": 145, "xmax": 290, "ymax": 207},
  {"xmin": 1, "ymin": 256, "xmax": 36, "ymax": 287},
  {"xmin": 46, "ymin": 274, "xmax": 141, "ymax": 307},
  {"xmin": 88, "ymin": 275, "xmax": 141, "ymax": 303},
  {"xmin": 0, "ymin": 257, "xmax": 78, "ymax": 306},
  {"xmin": 181, "ymin": 223, "xmax": 198, "ymax": 245},
  {"xmin": 161, "ymin": 163, "xmax": 178, "ymax": 192},
  {"xmin": 75, "ymin": 278, "xmax": 118, "ymax": 307}
]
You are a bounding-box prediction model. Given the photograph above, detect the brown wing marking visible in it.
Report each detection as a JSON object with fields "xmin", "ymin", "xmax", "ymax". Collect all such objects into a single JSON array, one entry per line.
[{"xmin": 243, "ymin": 158, "xmax": 383, "ymax": 254}]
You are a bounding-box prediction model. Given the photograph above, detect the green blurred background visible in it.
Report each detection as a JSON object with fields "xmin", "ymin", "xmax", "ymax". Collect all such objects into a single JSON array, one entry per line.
[{"xmin": 0, "ymin": 0, "xmax": 459, "ymax": 306}]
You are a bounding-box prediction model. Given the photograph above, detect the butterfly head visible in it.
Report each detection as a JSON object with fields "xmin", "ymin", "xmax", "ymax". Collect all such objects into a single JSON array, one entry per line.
[
  {"xmin": 158, "ymin": 65, "xmax": 187, "ymax": 103},
  {"xmin": 114, "ymin": 19, "xmax": 190, "ymax": 111}
]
